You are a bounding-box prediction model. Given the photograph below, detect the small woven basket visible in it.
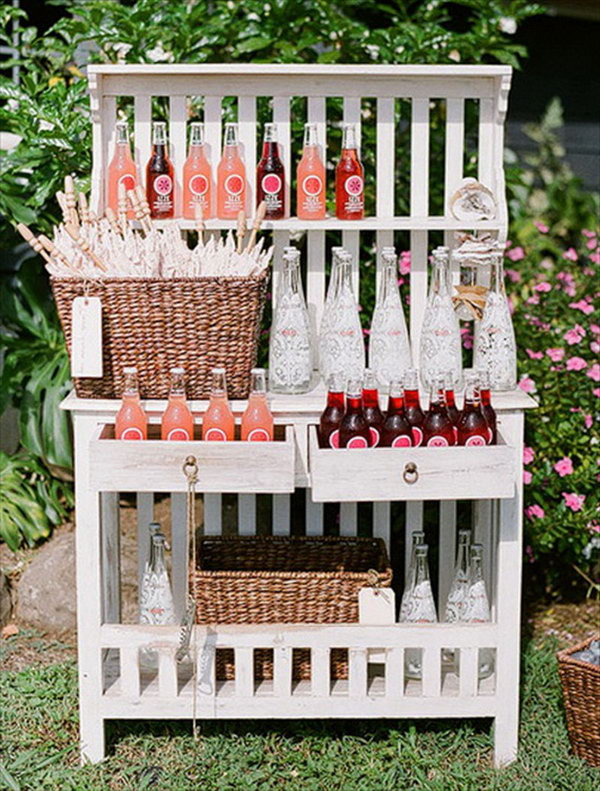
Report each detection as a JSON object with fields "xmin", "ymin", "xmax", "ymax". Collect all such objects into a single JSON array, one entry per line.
[
  {"xmin": 51, "ymin": 273, "xmax": 268, "ymax": 399},
  {"xmin": 557, "ymin": 635, "xmax": 600, "ymax": 767},
  {"xmin": 190, "ymin": 535, "xmax": 392, "ymax": 683}
]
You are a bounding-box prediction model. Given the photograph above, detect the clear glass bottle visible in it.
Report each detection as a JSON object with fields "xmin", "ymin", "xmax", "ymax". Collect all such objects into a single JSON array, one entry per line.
[
  {"xmin": 318, "ymin": 250, "xmax": 365, "ymax": 383},
  {"xmin": 401, "ymin": 544, "xmax": 438, "ymax": 680},
  {"xmin": 268, "ymin": 247, "xmax": 313, "ymax": 393},
  {"xmin": 444, "ymin": 529, "xmax": 472, "ymax": 623},
  {"xmin": 369, "ymin": 248, "xmax": 412, "ymax": 388},
  {"xmin": 473, "ymin": 245, "xmax": 517, "ymax": 391},
  {"xmin": 399, "ymin": 530, "xmax": 426, "ymax": 621},
  {"xmin": 419, "ymin": 247, "xmax": 462, "ymax": 391},
  {"xmin": 139, "ymin": 530, "xmax": 176, "ymax": 669},
  {"xmin": 463, "ymin": 543, "xmax": 495, "ymax": 680}
]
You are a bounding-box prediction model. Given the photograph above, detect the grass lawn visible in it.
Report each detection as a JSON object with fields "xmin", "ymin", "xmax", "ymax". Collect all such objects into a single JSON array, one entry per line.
[{"xmin": 1, "ymin": 626, "xmax": 598, "ymax": 791}]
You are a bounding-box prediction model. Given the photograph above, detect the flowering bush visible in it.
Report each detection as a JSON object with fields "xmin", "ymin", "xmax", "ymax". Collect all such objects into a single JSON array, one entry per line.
[{"xmin": 506, "ymin": 221, "xmax": 599, "ymax": 594}]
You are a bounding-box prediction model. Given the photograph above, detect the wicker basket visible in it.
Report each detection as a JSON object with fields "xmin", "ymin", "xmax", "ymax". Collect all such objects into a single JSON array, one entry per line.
[
  {"xmin": 557, "ymin": 636, "xmax": 600, "ymax": 767},
  {"xmin": 51, "ymin": 273, "xmax": 268, "ymax": 399}
]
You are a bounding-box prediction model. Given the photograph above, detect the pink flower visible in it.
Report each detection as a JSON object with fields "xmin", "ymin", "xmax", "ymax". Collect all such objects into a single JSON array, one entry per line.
[
  {"xmin": 587, "ymin": 363, "xmax": 600, "ymax": 382},
  {"xmin": 534, "ymin": 221, "xmax": 549, "ymax": 233},
  {"xmin": 525, "ymin": 504, "xmax": 545, "ymax": 520},
  {"xmin": 594, "ymin": 388, "xmax": 600, "ymax": 397},
  {"xmin": 535, "ymin": 282, "xmax": 551, "ymax": 292},
  {"xmin": 399, "ymin": 251, "xmax": 411, "ymax": 275},
  {"xmin": 566, "ymin": 357, "xmax": 588, "ymax": 371},
  {"xmin": 507, "ymin": 246, "xmax": 525, "ymax": 262},
  {"xmin": 526, "ymin": 295, "xmax": 540, "ymax": 305},
  {"xmin": 525, "ymin": 545, "xmax": 535, "ymax": 563},
  {"xmin": 587, "ymin": 237, "xmax": 598, "ymax": 251},
  {"xmin": 523, "ymin": 470, "xmax": 532, "ymax": 484},
  {"xmin": 546, "ymin": 348, "xmax": 565, "ymax": 362},
  {"xmin": 569, "ymin": 299, "xmax": 594, "ymax": 315},
  {"xmin": 584, "ymin": 415, "xmax": 593, "ymax": 429},
  {"xmin": 526, "ymin": 349, "xmax": 543, "ymax": 360},
  {"xmin": 591, "ymin": 252, "xmax": 600, "ymax": 264},
  {"xmin": 460, "ymin": 326, "xmax": 473, "ymax": 350},
  {"xmin": 518, "ymin": 376, "xmax": 536, "ymax": 394},
  {"xmin": 562, "ymin": 492, "xmax": 585, "ymax": 512},
  {"xmin": 583, "ymin": 229, "xmax": 596, "ymax": 238},
  {"xmin": 591, "ymin": 341, "xmax": 600, "ymax": 354},
  {"xmin": 554, "ymin": 457, "xmax": 574, "ymax": 477},
  {"xmin": 563, "ymin": 248, "xmax": 578, "ymax": 262},
  {"xmin": 523, "ymin": 447, "xmax": 535, "ymax": 465},
  {"xmin": 564, "ymin": 325, "xmax": 586, "ymax": 345},
  {"xmin": 591, "ymin": 324, "xmax": 600, "ymax": 334},
  {"xmin": 505, "ymin": 268, "xmax": 521, "ymax": 283}
]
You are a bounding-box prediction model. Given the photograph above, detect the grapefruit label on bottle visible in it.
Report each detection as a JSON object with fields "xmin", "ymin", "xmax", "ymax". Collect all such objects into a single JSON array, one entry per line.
[
  {"xmin": 344, "ymin": 175, "xmax": 363, "ymax": 196},
  {"xmin": 118, "ymin": 174, "xmax": 136, "ymax": 192},
  {"xmin": 247, "ymin": 428, "xmax": 270, "ymax": 442},
  {"xmin": 346, "ymin": 436, "xmax": 369, "ymax": 449},
  {"xmin": 204, "ymin": 427, "xmax": 227, "ymax": 441},
  {"xmin": 465, "ymin": 435, "xmax": 486, "ymax": 447},
  {"xmin": 411, "ymin": 427, "xmax": 423, "ymax": 446},
  {"xmin": 426, "ymin": 436, "xmax": 449, "ymax": 447},
  {"xmin": 189, "ymin": 174, "xmax": 209, "ymax": 196},
  {"xmin": 487, "ymin": 427, "xmax": 494, "ymax": 444},
  {"xmin": 261, "ymin": 174, "xmax": 283, "ymax": 212},
  {"xmin": 392, "ymin": 434, "xmax": 412, "ymax": 448},
  {"xmin": 154, "ymin": 174, "xmax": 173, "ymax": 196},
  {"xmin": 167, "ymin": 428, "xmax": 191, "ymax": 441},
  {"xmin": 328, "ymin": 429, "xmax": 340, "ymax": 449},
  {"xmin": 225, "ymin": 174, "xmax": 244, "ymax": 196},
  {"xmin": 119, "ymin": 427, "xmax": 144, "ymax": 440},
  {"xmin": 369, "ymin": 427, "xmax": 380, "ymax": 447},
  {"xmin": 303, "ymin": 175, "xmax": 322, "ymax": 196}
]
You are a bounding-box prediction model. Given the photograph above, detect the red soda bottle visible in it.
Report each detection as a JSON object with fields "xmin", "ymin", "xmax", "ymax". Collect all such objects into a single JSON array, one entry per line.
[
  {"xmin": 444, "ymin": 370, "xmax": 460, "ymax": 443},
  {"xmin": 146, "ymin": 122, "xmax": 174, "ymax": 219},
  {"xmin": 319, "ymin": 375, "xmax": 345, "ymax": 448},
  {"xmin": 456, "ymin": 373, "xmax": 488, "ymax": 446},
  {"xmin": 335, "ymin": 123, "xmax": 364, "ymax": 220},
  {"xmin": 362, "ymin": 369, "xmax": 384, "ymax": 447},
  {"xmin": 256, "ymin": 122, "xmax": 285, "ymax": 220},
  {"xmin": 339, "ymin": 380, "xmax": 371, "ymax": 449},
  {"xmin": 477, "ymin": 369, "xmax": 497, "ymax": 445},
  {"xmin": 403, "ymin": 368, "xmax": 425, "ymax": 447},
  {"xmin": 380, "ymin": 380, "xmax": 413, "ymax": 447},
  {"xmin": 422, "ymin": 376, "xmax": 456, "ymax": 447}
]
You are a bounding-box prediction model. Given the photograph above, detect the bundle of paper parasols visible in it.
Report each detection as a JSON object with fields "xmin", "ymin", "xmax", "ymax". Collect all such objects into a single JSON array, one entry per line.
[{"xmin": 17, "ymin": 177, "xmax": 273, "ymax": 279}]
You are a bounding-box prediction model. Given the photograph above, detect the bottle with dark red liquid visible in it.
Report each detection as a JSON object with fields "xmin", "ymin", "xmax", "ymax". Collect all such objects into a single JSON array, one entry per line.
[
  {"xmin": 456, "ymin": 373, "xmax": 489, "ymax": 446},
  {"xmin": 477, "ymin": 369, "xmax": 497, "ymax": 445},
  {"xmin": 422, "ymin": 376, "xmax": 456, "ymax": 447},
  {"xmin": 335, "ymin": 123, "xmax": 364, "ymax": 220},
  {"xmin": 256, "ymin": 122, "xmax": 285, "ymax": 219},
  {"xmin": 146, "ymin": 122, "xmax": 174, "ymax": 219},
  {"xmin": 403, "ymin": 368, "xmax": 425, "ymax": 447},
  {"xmin": 444, "ymin": 370, "xmax": 460, "ymax": 443},
  {"xmin": 362, "ymin": 369, "xmax": 384, "ymax": 447},
  {"xmin": 319, "ymin": 375, "xmax": 345, "ymax": 448},
  {"xmin": 381, "ymin": 380, "xmax": 413, "ymax": 448},
  {"xmin": 339, "ymin": 379, "xmax": 371, "ymax": 449}
]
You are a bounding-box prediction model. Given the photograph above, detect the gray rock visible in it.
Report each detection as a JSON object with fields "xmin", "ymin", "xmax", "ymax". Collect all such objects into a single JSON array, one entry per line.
[
  {"xmin": 16, "ymin": 531, "xmax": 76, "ymax": 631},
  {"xmin": 1, "ymin": 570, "xmax": 12, "ymax": 626}
]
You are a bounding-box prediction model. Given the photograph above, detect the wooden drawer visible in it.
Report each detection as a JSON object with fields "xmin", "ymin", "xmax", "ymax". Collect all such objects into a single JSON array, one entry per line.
[
  {"xmin": 89, "ymin": 424, "xmax": 295, "ymax": 493},
  {"xmin": 308, "ymin": 425, "xmax": 517, "ymax": 502}
]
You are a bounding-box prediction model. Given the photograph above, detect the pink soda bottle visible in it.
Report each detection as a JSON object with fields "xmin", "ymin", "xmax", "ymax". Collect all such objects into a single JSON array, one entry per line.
[
  {"xmin": 145, "ymin": 122, "xmax": 174, "ymax": 219},
  {"xmin": 319, "ymin": 375, "xmax": 345, "ymax": 448},
  {"xmin": 297, "ymin": 122, "xmax": 326, "ymax": 220},
  {"xmin": 115, "ymin": 367, "xmax": 147, "ymax": 440},
  {"xmin": 403, "ymin": 368, "xmax": 425, "ymax": 447},
  {"xmin": 477, "ymin": 369, "xmax": 497, "ymax": 445},
  {"xmin": 202, "ymin": 368, "xmax": 235, "ymax": 441},
  {"xmin": 107, "ymin": 121, "xmax": 136, "ymax": 218},
  {"xmin": 256, "ymin": 122, "xmax": 285, "ymax": 220},
  {"xmin": 335, "ymin": 123, "xmax": 364, "ymax": 220},
  {"xmin": 161, "ymin": 367, "xmax": 194, "ymax": 441},
  {"xmin": 182, "ymin": 122, "xmax": 213, "ymax": 220},
  {"xmin": 380, "ymin": 380, "xmax": 413, "ymax": 448},
  {"xmin": 422, "ymin": 376, "xmax": 456, "ymax": 447},
  {"xmin": 456, "ymin": 373, "xmax": 488, "ymax": 447},
  {"xmin": 241, "ymin": 368, "xmax": 274, "ymax": 441},
  {"xmin": 339, "ymin": 380, "xmax": 371, "ymax": 449},
  {"xmin": 217, "ymin": 123, "xmax": 246, "ymax": 220},
  {"xmin": 362, "ymin": 369, "xmax": 384, "ymax": 447}
]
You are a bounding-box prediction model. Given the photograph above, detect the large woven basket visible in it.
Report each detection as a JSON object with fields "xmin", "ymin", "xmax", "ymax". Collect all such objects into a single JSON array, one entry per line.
[
  {"xmin": 557, "ymin": 636, "xmax": 600, "ymax": 767},
  {"xmin": 51, "ymin": 273, "xmax": 268, "ymax": 399},
  {"xmin": 191, "ymin": 534, "xmax": 392, "ymax": 683}
]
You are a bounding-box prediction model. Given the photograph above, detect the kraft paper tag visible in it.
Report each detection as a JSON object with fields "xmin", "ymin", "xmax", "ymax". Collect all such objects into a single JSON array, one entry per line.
[
  {"xmin": 71, "ymin": 297, "xmax": 103, "ymax": 377},
  {"xmin": 358, "ymin": 587, "xmax": 396, "ymax": 624}
]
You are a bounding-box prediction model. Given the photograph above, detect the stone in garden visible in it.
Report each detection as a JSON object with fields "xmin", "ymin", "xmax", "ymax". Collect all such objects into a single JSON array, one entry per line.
[{"xmin": 1, "ymin": 570, "xmax": 12, "ymax": 626}]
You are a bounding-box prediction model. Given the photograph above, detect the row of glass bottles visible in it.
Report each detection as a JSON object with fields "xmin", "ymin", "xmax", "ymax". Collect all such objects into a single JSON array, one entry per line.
[
  {"xmin": 400, "ymin": 531, "xmax": 494, "ymax": 681},
  {"xmin": 139, "ymin": 522, "xmax": 175, "ymax": 669},
  {"xmin": 268, "ymin": 243, "xmax": 516, "ymax": 395}
]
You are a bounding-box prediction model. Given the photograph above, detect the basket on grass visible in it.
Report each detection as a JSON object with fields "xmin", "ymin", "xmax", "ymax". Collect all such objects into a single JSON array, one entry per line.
[
  {"xmin": 190, "ymin": 535, "xmax": 392, "ymax": 683},
  {"xmin": 557, "ymin": 636, "xmax": 600, "ymax": 767},
  {"xmin": 51, "ymin": 271, "xmax": 268, "ymax": 400}
]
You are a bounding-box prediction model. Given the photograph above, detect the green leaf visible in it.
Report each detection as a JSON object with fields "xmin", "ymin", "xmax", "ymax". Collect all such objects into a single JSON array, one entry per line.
[{"xmin": 235, "ymin": 35, "xmax": 272, "ymax": 54}]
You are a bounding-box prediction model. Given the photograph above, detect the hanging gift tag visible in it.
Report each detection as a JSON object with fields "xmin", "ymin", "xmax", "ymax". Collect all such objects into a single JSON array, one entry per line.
[
  {"xmin": 358, "ymin": 587, "xmax": 395, "ymax": 625},
  {"xmin": 71, "ymin": 297, "xmax": 103, "ymax": 377}
]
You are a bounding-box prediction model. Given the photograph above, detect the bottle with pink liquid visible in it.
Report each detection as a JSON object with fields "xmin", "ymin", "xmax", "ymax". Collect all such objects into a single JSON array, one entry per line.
[
  {"xmin": 339, "ymin": 380, "xmax": 371, "ymax": 449},
  {"xmin": 422, "ymin": 375, "xmax": 456, "ymax": 447},
  {"xmin": 182, "ymin": 122, "xmax": 213, "ymax": 220},
  {"xmin": 217, "ymin": 123, "xmax": 246, "ymax": 219},
  {"xmin": 241, "ymin": 368, "xmax": 274, "ymax": 441},
  {"xmin": 256, "ymin": 122, "xmax": 285, "ymax": 220},
  {"xmin": 403, "ymin": 368, "xmax": 425, "ymax": 447},
  {"xmin": 380, "ymin": 380, "xmax": 413, "ymax": 448},
  {"xmin": 202, "ymin": 368, "xmax": 235, "ymax": 441},
  {"xmin": 161, "ymin": 367, "xmax": 194, "ymax": 441},
  {"xmin": 456, "ymin": 373, "xmax": 488, "ymax": 446},
  {"xmin": 297, "ymin": 123, "xmax": 326, "ymax": 220},
  {"xmin": 115, "ymin": 367, "xmax": 147, "ymax": 440},
  {"xmin": 107, "ymin": 121, "xmax": 137, "ymax": 217}
]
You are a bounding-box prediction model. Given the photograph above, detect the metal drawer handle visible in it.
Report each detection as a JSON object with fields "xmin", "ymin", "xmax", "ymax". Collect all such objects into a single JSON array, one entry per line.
[{"xmin": 403, "ymin": 462, "xmax": 419, "ymax": 484}]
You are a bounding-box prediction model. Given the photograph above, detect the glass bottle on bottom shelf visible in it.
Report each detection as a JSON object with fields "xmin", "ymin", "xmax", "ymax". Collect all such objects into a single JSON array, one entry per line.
[
  {"xmin": 318, "ymin": 250, "xmax": 365, "ymax": 383},
  {"xmin": 399, "ymin": 530, "xmax": 426, "ymax": 621},
  {"xmin": 473, "ymin": 245, "xmax": 517, "ymax": 391},
  {"xmin": 400, "ymin": 544, "xmax": 438, "ymax": 681},
  {"xmin": 268, "ymin": 247, "xmax": 313, "ymax": 394},
  {"xmin": 442, "ymin": 528, "xmax": 472, "ymax": 673},
  {"xmin": 368, "ymin": 248, "xmax": 412, "ymax": 389},
  {"xmin": 139, "ymin": 530, "xmax": 175, "ymax": 669},
  {"xmin": 463, "ymin": 543, "xmax": 495, "ymax": 680},
  {"xmin": 419, "ymin": 247, "xmax": 462, "ymax": 391}
]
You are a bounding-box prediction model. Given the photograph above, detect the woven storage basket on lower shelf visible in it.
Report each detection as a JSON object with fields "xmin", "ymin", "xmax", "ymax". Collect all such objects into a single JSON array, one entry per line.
[
  {"xmin": 51, "ymin": 273, "xmax": 268, "ymax": 399},
  {"xmin": 191, "ymin": 535, "xmax": 392, "ymax": 682},
  {"xmin": 557, "ymin": 636, "xmax": 600, "ymax": 767}
]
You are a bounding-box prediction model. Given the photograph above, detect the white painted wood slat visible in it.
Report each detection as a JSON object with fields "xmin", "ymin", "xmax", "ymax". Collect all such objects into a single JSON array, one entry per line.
[
  {"xmin": 133, "ymin": 95, "xmax": 151, "ymax": 192},
  {"xmin": 169, "ymin": 95, "xmax": 187, "ymax": 218}
]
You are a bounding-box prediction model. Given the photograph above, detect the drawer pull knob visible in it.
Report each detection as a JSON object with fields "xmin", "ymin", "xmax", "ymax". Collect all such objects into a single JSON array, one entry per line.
[{"xmin": 403, "ymin": 462, "xmax": 418, "ymax": 484}]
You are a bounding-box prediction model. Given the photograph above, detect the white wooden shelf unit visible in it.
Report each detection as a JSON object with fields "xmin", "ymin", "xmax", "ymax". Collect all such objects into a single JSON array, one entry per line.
[{"xmin": 68, "ymin": 64, "xmax": 534, "ymax": 767}]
